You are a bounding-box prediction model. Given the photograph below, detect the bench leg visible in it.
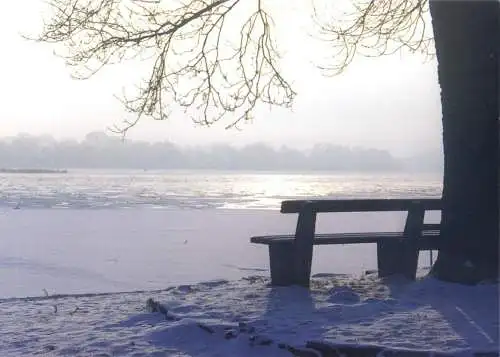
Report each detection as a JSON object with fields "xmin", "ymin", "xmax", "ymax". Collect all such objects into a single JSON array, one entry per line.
[
  {"xmin": 268, "ymin": 242, "xmax": 296, "ymax": 286},
  {"xmin": 293, "ymin": 208, "xmax": 316, "ymax": 288},
  {"xmin": 377, "ymin": 240, "xmax": 419, "ymax": 280},
  {"xmin": 377, "ymin": 240, "xmax": 400, "ymax": 278},
  {"xmin": 401, "ymin": 242, "xmax": 419, "ymax": 280}
]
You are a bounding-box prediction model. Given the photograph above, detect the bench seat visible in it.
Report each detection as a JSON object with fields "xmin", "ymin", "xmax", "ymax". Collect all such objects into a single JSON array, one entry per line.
[{"xmin": 251, "ymin": 230, "xmax": 440, "ymax": 249}]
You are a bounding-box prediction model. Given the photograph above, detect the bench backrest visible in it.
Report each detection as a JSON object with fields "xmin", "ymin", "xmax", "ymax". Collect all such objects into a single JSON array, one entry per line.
[{"xmin": 281, "ymin": 198, "xmax": 442, "ymax": 214}]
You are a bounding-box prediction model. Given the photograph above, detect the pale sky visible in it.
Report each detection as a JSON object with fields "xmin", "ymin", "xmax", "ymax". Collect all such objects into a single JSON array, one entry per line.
[{"xmin": 0, "ymin": 1, "xmax": 442, "ymax": 157}]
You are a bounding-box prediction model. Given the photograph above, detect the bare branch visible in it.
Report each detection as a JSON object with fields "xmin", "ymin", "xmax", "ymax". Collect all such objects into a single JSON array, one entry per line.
[
  {"xmin": 311, "ymin": 0, "xmax": 434, "ymax": 76},
  {"xmin": 31, "ymin": 0, "xmax": 295, "ymax": 134}
]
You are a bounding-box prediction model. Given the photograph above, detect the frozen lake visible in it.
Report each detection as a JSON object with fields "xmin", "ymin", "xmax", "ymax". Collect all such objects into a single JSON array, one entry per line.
[{"xmin": 0, "ymin": 169, "xmax": 441, "ymax": 210}]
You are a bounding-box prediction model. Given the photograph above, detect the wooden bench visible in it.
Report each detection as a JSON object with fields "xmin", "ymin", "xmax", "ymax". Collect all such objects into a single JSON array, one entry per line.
[{"xmin": 250, "ymin": 198, "xmax": 442, "ymax": 287}]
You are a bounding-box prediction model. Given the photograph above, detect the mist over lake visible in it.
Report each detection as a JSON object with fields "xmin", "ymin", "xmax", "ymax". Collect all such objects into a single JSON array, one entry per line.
[{"xmin": 0, "ymin": 132, "xmax": 443, "ymax": 172}]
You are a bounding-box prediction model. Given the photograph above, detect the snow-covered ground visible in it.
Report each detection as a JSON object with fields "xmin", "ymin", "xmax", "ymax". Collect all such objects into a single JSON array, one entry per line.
[{"xmin": 0, "ymin": 208, "xmax": 497, "ymax": 356}]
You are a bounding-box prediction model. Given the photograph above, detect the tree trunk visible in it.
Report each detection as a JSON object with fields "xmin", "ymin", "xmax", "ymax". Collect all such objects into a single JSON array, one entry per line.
[{"xmin": 429, "ymin": 0, "xmax": 499, "ymax": 284}]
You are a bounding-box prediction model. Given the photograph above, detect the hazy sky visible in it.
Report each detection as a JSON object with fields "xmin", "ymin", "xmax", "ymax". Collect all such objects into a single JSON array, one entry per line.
[{"xmin": 0, "ymin": 1, "xmax": 442, "ymax": 157}]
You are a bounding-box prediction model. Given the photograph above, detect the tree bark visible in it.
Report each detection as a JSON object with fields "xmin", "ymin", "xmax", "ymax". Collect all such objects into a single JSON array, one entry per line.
[{"xmin": 429, "ymin": 0, "xmax": 499, "ymax": 284}]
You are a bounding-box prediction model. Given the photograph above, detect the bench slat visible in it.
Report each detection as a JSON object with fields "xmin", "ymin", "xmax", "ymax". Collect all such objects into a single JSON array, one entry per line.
[
  {"xmin": 251, "ymin": 230, "xmax": 440, "ymax": 246},
  {"xmin": 281, "ymin": 198, "xmax": 442, "ymax": 213},
  {"xmin": 423, "ymin": 223, "xmax": 440, "ymax": 231}
]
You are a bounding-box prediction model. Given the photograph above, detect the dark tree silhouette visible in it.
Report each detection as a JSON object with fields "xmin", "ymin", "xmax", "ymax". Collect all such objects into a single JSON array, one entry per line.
[
  {"xmin": 31, "ymin": 0, "xmax": 498, "ymax": 284},
  {"xmin": 427, "ymin": 1, "xmax": 498, "ymax": 283}
]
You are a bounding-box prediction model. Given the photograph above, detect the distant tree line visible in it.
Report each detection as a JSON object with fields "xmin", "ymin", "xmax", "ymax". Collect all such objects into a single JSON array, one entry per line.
[{"xmin": 0, "ymin": 132, "xmax": 442, "ymax": 172}]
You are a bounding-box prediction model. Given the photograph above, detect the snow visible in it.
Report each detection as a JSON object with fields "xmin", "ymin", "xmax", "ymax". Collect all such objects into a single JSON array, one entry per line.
[
  {"xmin": 0, "ymin": 208, "xmax": 440, "ymax": 298},
  {"xmin": 0, "ymin": 208, "xmax": 497, "ymax": 356}
]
